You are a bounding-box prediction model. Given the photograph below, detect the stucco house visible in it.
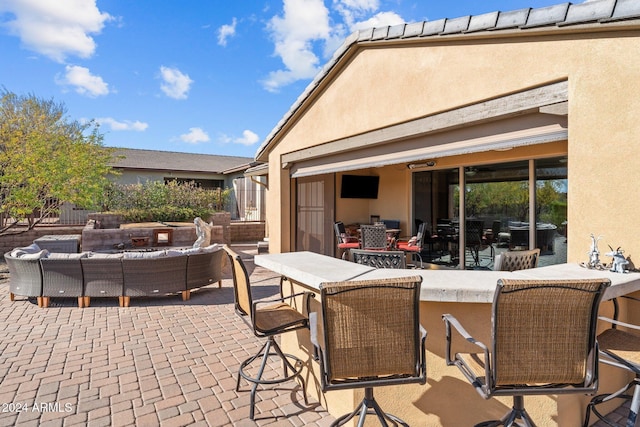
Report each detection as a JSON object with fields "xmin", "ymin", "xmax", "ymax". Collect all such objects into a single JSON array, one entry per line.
[
  {"xmin": 249, "ymin": 2, "xmax": 640, "ymax": 425},
  {"xmin": 109, "ymin": 148, "xmax": 265, "ymax": 221},
  {"xmin": 254, "ymin": 0, "xmax": 640, "ymax": 269}
]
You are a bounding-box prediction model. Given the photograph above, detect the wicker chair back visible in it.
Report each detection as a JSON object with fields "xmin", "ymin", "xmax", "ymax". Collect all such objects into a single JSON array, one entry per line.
[
  {"xmin": 492, "ymin": 278, "xmax": 609, "ymax": 387},
  {"xmin": 319, "ymin": 276, "xmax": 424, "ymax": 383},
  {"xmin": 223, "ymin": 246, "xmax": 253, "ymax": 317}
]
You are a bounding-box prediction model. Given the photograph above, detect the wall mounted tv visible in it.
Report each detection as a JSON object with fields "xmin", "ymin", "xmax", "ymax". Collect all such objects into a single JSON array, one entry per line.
[{"xmin": 340, "ymin": 175, "xmax": 379, "ymax": 199}]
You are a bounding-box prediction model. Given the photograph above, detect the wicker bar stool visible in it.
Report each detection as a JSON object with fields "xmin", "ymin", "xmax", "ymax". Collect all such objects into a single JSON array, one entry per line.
[
  {"xmin": 584, "ymin": 296, "xmax": 640, "ymax": 427},
  {"xmin": 310, "ymin": 276, "xmax": 426, "ymax": 426},
  {"xmin": 443, "ymin": 278, "xmax": 610, "ymax": 426},
  {"xmin": 223, "ymin": 245, "xmax": 314, "ymax": 420}
]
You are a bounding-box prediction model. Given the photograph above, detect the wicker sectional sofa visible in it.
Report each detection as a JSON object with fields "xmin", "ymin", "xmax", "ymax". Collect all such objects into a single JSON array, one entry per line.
[{"xmin": 4, "ymin": 243, "xmax": 224, "ymax": 308}]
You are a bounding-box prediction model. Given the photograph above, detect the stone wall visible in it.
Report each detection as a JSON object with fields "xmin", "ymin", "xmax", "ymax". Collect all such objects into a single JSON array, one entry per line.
[
  {"xmin": 81, "ymin": 221, "xmax": 210, "ymax": 252},
  {"xmin": 209, "ymin": 212, "xmax": 231, "ymax": 245},
  {"xmin": 79, "ymin": 212, "xmax": 233, "ymax": 252},
  {"xmin": 0, "ymin": 213, "xmax": 250, "ymax": 256},
  {"xmin": 0, "ymin": 226, "xmax": 84, "ymax": 256},
  {"xmin": 230, "ymin": 221, "xmax": 265, "ymax": 243}
]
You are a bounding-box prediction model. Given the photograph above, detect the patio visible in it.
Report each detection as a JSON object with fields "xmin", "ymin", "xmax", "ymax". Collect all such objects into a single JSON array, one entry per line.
[
  {"xmin": 0, "ymin": 244, "xmax": 629, "ymax": 426},
  {"xmin": 0, "ymin": 244, "xmax": 333, "ymax": 427}
]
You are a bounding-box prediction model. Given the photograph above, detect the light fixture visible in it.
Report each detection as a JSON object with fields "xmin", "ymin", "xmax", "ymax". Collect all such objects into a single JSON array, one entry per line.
[
  {"xmin": 407, "ymin": 161, "xmax": 436, "ymax": 169},
  {"xmin": 465, "ymin": 167, "xmax": 477, "ymax": 177}
]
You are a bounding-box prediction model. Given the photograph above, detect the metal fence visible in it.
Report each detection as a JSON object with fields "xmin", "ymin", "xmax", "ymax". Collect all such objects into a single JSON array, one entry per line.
[
  {"xmin": 0, "ymin": 203, "xmax": 95, "ymax": 228},
  {"xmin": 232, "ymin": 177, "xmax": 266, "ymax": 222}
]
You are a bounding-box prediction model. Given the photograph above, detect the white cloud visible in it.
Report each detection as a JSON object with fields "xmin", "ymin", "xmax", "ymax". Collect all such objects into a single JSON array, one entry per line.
[
  {"xmin": 159, "ymin": 66, "xmax": 193, "ymax": 100},
  {"xmin": 262, "ymin": 0, "xmax": 332, "ymax": 92},
  {"xmin": 96, "ymin": 117, "xmax": 148, "ymax": 131},
  {"xmin": 217, "ymin": 18, "xmax": 237, "ymax": 46},
  {"xmin": 0, "ymin": 0, "xmax": 112, "ymax": 62},
  {"xmin": 349, "ymin": 11, "xmax": 404, "ymax": 32},
  {"xmin": 333, "ymin": 0, "xmax": 378, "ymax": 28},
  {"xmin": 180, "ymin": 127, "xmax": 210, "ymax": 144},
  {"xmin": 262, "ymin": 0, "xmax": 405, "ymax": 92},
  {"xmin": 56, "ymin": 65, "xmax": 109, "ymax": 97},
  {"xmin": 218, "ymin": 130, "xmax": 260, "ymax": 146},
  {"xmin": 234, "ymin": 130, "xmax": 259, "ymax": 146}
]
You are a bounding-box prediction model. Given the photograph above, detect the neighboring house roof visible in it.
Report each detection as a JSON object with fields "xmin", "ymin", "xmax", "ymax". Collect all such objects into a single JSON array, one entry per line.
[
  {"xmin": 110, "ymin": 147, "xmax": 253, "ymax": 174},
  {"xmin": 254, "ymin": 0, "xmax": 640, "ymax": 162}
]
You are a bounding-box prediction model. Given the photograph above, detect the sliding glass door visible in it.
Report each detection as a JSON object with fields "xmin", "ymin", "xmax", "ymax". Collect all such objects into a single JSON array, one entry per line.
[{"xmin": 412, "ymin": 157, "xmax": 567, "ymax": 269}]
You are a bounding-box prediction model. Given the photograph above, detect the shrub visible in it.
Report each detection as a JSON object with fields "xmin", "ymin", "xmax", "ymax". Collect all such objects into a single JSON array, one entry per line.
[{"xmin": 101, "ymin": 181, "xmax": 231, "ymax": 222}]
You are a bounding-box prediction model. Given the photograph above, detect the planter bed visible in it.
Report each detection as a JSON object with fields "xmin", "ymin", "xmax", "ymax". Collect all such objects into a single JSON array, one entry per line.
[{"xmin": 4, "ymin": 243, "xmax": 224, "ymax": 308}]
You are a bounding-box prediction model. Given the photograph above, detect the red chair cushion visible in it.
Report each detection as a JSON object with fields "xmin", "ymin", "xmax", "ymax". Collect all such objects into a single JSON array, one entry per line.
[
  {"xmin": 397, "ymin": 242, "xmax": 420, "ymax": 252},
  {"xmin": 338, "ymin": 242, "xmax": 360, "ymax": 249}
]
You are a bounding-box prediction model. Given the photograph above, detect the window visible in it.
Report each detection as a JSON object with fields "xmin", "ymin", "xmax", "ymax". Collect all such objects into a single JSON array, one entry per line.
[{"xmin": 165, "ymin": 178, "xmax": 224, "ymax": 189}]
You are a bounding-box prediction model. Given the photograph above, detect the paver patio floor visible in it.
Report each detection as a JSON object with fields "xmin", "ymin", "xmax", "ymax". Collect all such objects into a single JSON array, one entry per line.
[
  {"xmin": 0, "ymin": 245, "xmax": 333, "ymax": 427},
  {"xmin": 0, "ymin": 244, "xmax": 629, "ymax": 426}
]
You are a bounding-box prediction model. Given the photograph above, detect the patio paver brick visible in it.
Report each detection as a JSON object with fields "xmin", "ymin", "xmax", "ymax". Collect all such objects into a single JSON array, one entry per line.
[{"xmin": 0, "ymin": 244, "xmax": 627, "ymax": 426}]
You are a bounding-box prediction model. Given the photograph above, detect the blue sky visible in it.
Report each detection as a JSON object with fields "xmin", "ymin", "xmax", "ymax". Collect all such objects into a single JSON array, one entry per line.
[{"xmin": 0, "ymin": 0, "xmax": 567, "ymax": 159}]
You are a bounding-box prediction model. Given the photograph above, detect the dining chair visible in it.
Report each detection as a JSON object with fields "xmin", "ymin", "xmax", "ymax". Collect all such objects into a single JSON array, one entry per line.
[
  {"xmin": 349, "ymin": 248, "xmax": 406, "ymax": 269},
  {"xmin": 334, "ymin": 221, "xmax": 360, "ymax": 259},
  {"xmin": 584, "ymin": 296, "xmax": 640, "ymax": 427},
  {"xmin": 466, "ymin": 219, "xmax": 494, "ymax": 268},
  {"xmin": 494, "ymin": 248, "xmax": 540, "ymax": 272},
  {"xmin": 360, "ymin": 224, "xmax": 388, "ymax": 251},
  {"xmin": 396, "ymin": 222, "xmax": 426, "ymax": 268},
  {"xmin": 443, "ymin": 278, "xmax": 610, "ymax": 426},
  {"xmin": 310, "ymin": 276, "xmax": 426, "ymax": 426},
  {"xmin": 223, "ymin": 245, "xmax": 314, "ymax": 420}
]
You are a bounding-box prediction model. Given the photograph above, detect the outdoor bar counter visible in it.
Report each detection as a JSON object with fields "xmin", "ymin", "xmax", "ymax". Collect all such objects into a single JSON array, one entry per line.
[{"xmin": 255, "ymin": 251, "xmax": 640, "ymax": 426}]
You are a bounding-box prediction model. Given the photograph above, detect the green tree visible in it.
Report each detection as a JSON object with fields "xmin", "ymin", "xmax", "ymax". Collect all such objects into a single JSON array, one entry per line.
[{"xmin": 0, "ymin": 89, "xmax": 115, "ymax": 234}]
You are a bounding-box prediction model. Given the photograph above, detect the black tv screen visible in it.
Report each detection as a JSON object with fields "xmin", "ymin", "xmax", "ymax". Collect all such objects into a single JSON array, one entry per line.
[{"xmin": 340, "ymin": 175, "xmax": 379, "ymax": 199}]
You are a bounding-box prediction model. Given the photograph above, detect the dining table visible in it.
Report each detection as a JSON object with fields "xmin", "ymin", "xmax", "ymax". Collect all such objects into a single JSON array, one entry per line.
[{"xmin": 254, "ymin": 251, "xmax": 640, "ymax": 426}]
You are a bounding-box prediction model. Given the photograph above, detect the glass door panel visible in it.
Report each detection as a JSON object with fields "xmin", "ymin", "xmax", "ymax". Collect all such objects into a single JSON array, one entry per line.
[
  {"xmin": 462, "ymin": 161, "xmax": 530, "ymax": 269},
  {"xmin": 535, "ymin": 157, "xmax": 567, "ymax": 265}
]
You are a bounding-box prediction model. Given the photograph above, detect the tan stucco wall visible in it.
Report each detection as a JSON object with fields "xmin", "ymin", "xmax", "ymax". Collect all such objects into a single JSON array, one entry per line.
[
  {"xmin": 264, "ymin": 28, "xmax": 640, "ymax": 263},
  {"xmin": 335, "ymin": 167, "xmax": 409, "ymax": 230}
]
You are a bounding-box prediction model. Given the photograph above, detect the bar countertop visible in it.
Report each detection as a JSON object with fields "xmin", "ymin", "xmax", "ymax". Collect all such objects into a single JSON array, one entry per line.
[{"xmin": 254, "ymin": 251, "xmax": 640, "ymax": 303}]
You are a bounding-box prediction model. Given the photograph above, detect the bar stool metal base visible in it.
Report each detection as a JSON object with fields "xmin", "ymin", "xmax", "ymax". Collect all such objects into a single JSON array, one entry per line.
[
  {"xmin": 331, "ymin": 387, "xmax": 409, "ymax": 427},
  {"xmin": 584, "ymin": 378, "xmax": 640, "ymax": 427},
  {"xmin": 237, "ymin": 336, "xmax": 307, "ymax": 420},
  {"xmin": 475, "ymin": 396, "xmax": 536, "ymax": 427}
]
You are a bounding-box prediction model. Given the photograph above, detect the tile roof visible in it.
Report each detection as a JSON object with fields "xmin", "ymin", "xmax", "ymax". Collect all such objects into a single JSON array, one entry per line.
[
  {"xmin": 109, "ymin": 147, "xmax": 253, "ymax": 174},
  {"xmin": 255, "ymin": 0, "xmax": 640, "ymax": 161}
]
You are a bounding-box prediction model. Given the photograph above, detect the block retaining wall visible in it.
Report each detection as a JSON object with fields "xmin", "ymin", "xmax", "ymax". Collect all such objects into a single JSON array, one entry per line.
[
  {"xmin": 0, "ymin": 226, "xmax": 84, "ymax": 256},
  {"xmin": 230, "ymin": 221, "xmax": 266, "ymax": 243},
  {"xmin": 0, "ymin": 215, "xmax": 263, "ymax": 256}
]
